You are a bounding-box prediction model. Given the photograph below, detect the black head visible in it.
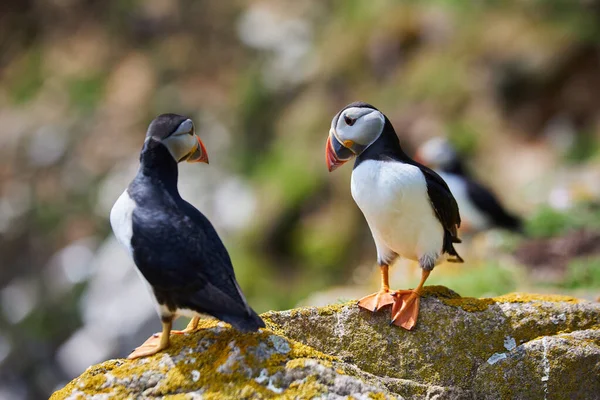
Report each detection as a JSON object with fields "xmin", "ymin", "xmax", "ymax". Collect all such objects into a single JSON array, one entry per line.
[
  {"xmin": 143, "ymin": 114, "xmax": 208, "ymax": 164},
  {"xmin": 326, "ymin": 102, "xmax": 386, "ymax": 171},
  {"xmin": 146, "ymin": 113, "xmax": 190, "ymax": 140}
]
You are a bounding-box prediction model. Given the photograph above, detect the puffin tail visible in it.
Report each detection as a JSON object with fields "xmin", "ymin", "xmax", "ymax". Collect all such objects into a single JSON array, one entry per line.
[
  {"xmin": 217, "ymin": 308, "xmax": 265, "ymax": 332},
  {"xmin": 443, "ymin": 230, "xmax": 464, "ymax": 263},
  {"xmin": 224, "ymin": 277, "xmax": 266, "ymax": 332}
]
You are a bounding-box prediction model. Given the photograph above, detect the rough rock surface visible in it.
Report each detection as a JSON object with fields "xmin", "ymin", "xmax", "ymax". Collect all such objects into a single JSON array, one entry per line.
[{"xmin": 51, "ymin": 286, "xmax": 600, "ymax": 399}]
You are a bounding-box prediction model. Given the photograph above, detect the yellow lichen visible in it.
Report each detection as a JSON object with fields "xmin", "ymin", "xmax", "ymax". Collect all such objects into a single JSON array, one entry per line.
[
  {"xmin": 52, "ymin": 288, "xmax": 594, "ymax": 399},
  {"xmin": 421, "ymin": 285, "xmax": 461, "ymax": 299},
  {"xmin": 493, "ymin": 292, "xmax": 580, "ymax": 304},
  {"xmin": 282, "ymin": 375, "xmax": 326, "ymax": 399},
  {"xmin": 369, "ymin": 393, "xmax": 389, "ymax": 400},
  {"xmin": 419, "ymin": 286, "xmax": 583, "ymax": 313},
  {"xmin": 316, "ymin": 302, "xmax": 351, "ymax": 316},
  {"xmin": 51, "ymin": 316, "xmax": 341, "ymax": 400}
]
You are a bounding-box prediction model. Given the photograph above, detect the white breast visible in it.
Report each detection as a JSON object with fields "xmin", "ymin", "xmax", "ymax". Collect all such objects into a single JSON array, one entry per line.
[
  {"xmin": 436, "ymin": 171, "xmax": 489, "ymax": 231},
  {"xmin": 351, "ymin": 160, "xmax": 444, "ymax": 263},
  {"xmin": 109, "ymin": 190, "xmax": 136, "ymax": 256}
]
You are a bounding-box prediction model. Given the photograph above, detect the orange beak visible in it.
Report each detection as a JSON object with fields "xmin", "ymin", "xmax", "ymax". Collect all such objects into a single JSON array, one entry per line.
[
  {"xmin": 326, "ymin": 135, "xmax": 354, "ymax": 172},
  {"xmin": 187, "ymin": 135, "xmax": 209, "ymax": 164},
  {"xmin": 326, "ymin": 136, "xmax": 337, "ymax": 172}
]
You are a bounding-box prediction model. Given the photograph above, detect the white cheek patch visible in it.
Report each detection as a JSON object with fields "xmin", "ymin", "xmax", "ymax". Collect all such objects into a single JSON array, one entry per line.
[
  {"xmin": 162, "ymin": 134, "xmax": 196, "ymax": 161},
  {"xmin": 335, "ymin": 109, "xmax": 385, "ymax": 148},
  {"xmin": 173, "ymin": 119, "xmax": 194, "ymax": 136}
]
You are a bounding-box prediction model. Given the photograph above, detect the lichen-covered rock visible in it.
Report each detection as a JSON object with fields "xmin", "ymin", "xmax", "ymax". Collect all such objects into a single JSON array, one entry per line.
[
  {"xmin": 51, "ymin": 286, "xmax": 600, "ymax": 400},
  {"xmin": 50, "ymin": 319, "xmax": 396, "ymax": 400}
]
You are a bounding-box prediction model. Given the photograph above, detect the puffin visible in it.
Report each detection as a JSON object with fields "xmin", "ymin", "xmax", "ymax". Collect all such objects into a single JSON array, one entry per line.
[
  {"xmin": 415, "ymin": 137, "xmax": 523, "ymax": 233},
  {"xmin": 326, "ymin": 102, "xmax": 463, "ymax": 329},
  {"xmin": 110, "ymin": 114, "xmax": 264, "ymax": 359}
]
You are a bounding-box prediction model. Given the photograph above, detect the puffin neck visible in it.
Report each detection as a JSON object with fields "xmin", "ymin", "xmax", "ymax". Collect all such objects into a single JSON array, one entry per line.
[
  {"xmin": 355, "ymin": 117, "xmax": 412, "ymax": 166},
  {"xmin": 137, "ymin": 140, "xmax": 180, "ymax": 195}
]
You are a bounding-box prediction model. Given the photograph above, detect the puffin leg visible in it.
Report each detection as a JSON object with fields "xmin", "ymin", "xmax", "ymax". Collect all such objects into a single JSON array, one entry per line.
[
  {"xmin": 171, "ymin": 316, "xmax": 200, "ymax": 335},
  {"xmin": 390, "ymin": 269, "xmax": 431, "ymax": 330},
  {"xmin": 128, "ymin": 319, "xmax": 172, "ymax": 359},
  {"xmin": 357, "ymin": 264, "xmax": 395, "ymax": 312}
]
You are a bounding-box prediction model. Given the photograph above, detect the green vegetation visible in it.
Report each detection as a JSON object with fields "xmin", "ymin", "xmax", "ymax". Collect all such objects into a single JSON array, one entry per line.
[
  {"xmin": 67, "ymin": 74, "xmax": 106, "ymax": 112},
  {"xmin": 564, "ymin": 133, "xmax": 600, "ymax": 164},
  {"xmin": 425, "ymin": 262, "xmax": 520, "ymax": 298},
  {"xmin": 558, "ymin": 257, "xmax": 600, "ymax": 289},
  {"xmin": 7, "ymin": 49, "xmax": 44, "ymax": 104},
  {"xmin": 526, "ymin": 203, "xmax": 600, "ymax": 238}
]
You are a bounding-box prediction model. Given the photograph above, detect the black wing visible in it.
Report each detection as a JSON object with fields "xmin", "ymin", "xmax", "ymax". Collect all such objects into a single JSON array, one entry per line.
[
  {"xmin": 465, "ymin": 179, "xmax": 523, "ymax": 233},
  {"xmin": 415, "ymin": 164, "xmax": 464, "ymax": 262},
  {"xmin": 130, "ymin": 197, "xmax": 263, "ymax": 331}
]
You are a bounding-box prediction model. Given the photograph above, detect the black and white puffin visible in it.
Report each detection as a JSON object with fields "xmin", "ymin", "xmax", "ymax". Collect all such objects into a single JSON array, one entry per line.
[
  {"xmin": 110, "ymin": 114, "xmax": 264, "ymax": 359},
  {"xmin": 326, "ymin": 102, "xmax": 463, "ymax": 330},
  {"xmin": 415, "ymin": 137, "xmax": 523, "ymax": 233}
]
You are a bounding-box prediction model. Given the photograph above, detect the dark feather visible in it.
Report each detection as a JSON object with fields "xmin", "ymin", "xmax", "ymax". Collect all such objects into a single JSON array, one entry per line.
[
  {"xmin": 465, "ymin": 179, "xmax": 523, "ymax": 233},
  {"xmin": 417, "ymin": 166, "xmax": 464, "ymax": 261},
  {"xmin": 128, "ymin": 144, "xmax": 264, "ymax": 332}
]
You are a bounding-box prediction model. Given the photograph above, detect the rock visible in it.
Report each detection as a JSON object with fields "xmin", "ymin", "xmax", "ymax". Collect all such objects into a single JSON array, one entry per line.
[{"xmin": 51, "ymin": 286, "xmax": 600, "ymax": 399}]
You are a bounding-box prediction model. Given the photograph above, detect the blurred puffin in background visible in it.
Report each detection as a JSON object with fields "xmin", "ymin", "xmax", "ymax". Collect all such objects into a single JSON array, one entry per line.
[
  {"xmin": 326, "ymin": 102, "xmax": 463, "ymax": 330},
  {"xmin": 415, "ymin": 137, "xmax": 523, "ymax": 234},
  {"xmin": 110, "ymin": 114, "xmax": 264, "ymax": 359}
]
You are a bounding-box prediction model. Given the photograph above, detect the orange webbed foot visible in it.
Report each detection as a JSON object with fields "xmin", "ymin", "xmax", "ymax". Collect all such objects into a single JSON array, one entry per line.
[
  {"xmin": 390, "ymin": 290, "xmax": 421, "ymax": 330},
  {"xmin": 128, "ymin": 334, "xmax": 169, "ymax": 359},
  {"xmin": 357, "ymin": 289, "xmax": 395, "ymax": 312},
  {"xmin": 127, "ymin": 320, "xmax": 173, "ymax": 359}
]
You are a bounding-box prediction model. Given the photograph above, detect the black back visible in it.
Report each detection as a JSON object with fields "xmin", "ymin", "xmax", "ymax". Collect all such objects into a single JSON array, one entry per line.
[
  {"xmin": 352, "ymin": 104, "xmax": 463, "ymax": 262},
  {"xmin": 128, "ymin": 141, "xmax": 264, "ymax": 332}
]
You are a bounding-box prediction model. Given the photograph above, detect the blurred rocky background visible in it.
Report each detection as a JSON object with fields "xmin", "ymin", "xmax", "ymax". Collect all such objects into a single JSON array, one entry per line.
[{"xmin": 0, "ymin": 0, "xmax": 599, "ymax": 398}]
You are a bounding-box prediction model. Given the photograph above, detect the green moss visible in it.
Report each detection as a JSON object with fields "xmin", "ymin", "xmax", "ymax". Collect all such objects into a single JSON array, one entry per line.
[
  {"xmin": 421, "ymin": 285, "xmax": 461, "ymax": 299},
  {"xmin": 53, "ymin": 291, "xmax": 598, "ymax": 399},
  {"xmin": 419, "ymin": 285, "xmax": 492, "ymax": 312},
  {"xmin": 316, "ymin": 302, "xmax": 352, "ymax": 316},
  {"xmin": 51, "ymin": 318, "xmax": 340, "ymax": 400},
  {"xmin": 420, "ymin": 285, "xmax": 581, "ymax": 313}
]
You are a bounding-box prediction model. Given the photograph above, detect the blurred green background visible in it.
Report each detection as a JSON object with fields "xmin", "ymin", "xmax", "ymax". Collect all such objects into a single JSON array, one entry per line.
[{"xmin": 1, "ymin": 0, "xmax": 600, "ymax": 398}]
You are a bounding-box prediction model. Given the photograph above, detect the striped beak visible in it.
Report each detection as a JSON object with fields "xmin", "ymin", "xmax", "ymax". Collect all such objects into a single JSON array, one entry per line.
[
  {"xmin": 326, "ymin": 133, "xmax": 355, "ymax": 172},
  {"xmin": 186, "ymin": 135, "xmax": 209, "ymax": 164}
]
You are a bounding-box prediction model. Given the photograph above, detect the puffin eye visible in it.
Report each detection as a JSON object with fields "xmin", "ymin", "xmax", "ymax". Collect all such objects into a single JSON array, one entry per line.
[{"xmin": 344, "ymin": 115, "xmax": 356, "ymax": 126}]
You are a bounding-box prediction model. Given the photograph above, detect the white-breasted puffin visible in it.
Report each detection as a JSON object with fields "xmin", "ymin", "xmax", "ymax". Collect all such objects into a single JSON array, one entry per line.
[
  {"xmin": 415, "ymin": 137, "xmax": 523, "ymax": 233},
  {"xmin": 326, "ymin": 102, "xmax": 463, "ymax": 330},
  {"xmin": 110, "ymin": 114, "xmax": 264, "ymax": 359}
]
